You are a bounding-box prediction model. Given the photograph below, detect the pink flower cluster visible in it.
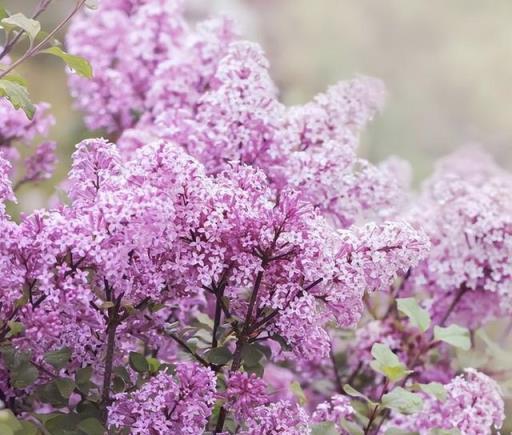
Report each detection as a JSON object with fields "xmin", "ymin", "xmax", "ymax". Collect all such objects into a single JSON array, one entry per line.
[
  {"xmin": 388, "ymin": 369, "xmax": 505, "ymax": 435},
  {"xmin": 408, "ymin": 146, "xmax": 512, "ymax": 328},
  {"xmin": 0, "ymin": 0, "xmax": 509, "ymax": 433},
  {"xmin": 0, "ymin": 99, "xmax": 56, "ymax": 185},
  {"xmin": 66, "ymin": 0, "xmax": 236, "ymax": 133},
  {"xmin": 108, "ymin": 363, "xmax": 216, "ymax": 434}
]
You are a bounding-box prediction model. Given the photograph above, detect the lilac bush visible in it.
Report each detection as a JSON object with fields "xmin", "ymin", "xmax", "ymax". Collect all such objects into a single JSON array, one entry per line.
[{"xmin": 0, "ymin": 0, "xmax": 510, "ymax": 434}]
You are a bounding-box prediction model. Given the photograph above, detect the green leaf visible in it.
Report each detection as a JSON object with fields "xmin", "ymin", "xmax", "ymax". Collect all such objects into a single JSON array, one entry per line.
[
  {"xmin": 397, "ymin": 298, "xmax": 431, "ymax": 332},
  {"xmin": 44, "ymin": 347, "xmax": 71, "ymax": 370},
  {"xmin": 36, "ymin": 382, "xmax": 68, "ymax": 407},
  {"xmin": 290, "ymin": 381, "xmax": 307, "ymax": 406},
  {"xmin": 243, "ymin": 361, "xmax": 264, "ymax": 377},
  {"xmin": 16, "ymin": 421, "xmax": 38, "ymax": 435},
  {"xmin": 343, "ymin": 384, "xmax": 372, "ymax": 403},
  {"xmin": 206, "ymin": 346, "xmax": 232, "ymax": 365},
  {"xmin": 241, "ymin": 343, "xmax": 264, "ymax": 367},
  {"xmin": 41, "ymin": 47, "xmax": 93, "ymax": 78},
  {"xmin": 370, "ymin": 343, "xmax": 411, "ymax": 382},
  {"xmin": 3, "ymin": 74, "xmax": 27, "ymax": 87},
  {"xmin": 11, "ymin": 361, "xmax": 38, "ymax": 388},
  {"xmin": 129, "ymin": 352, "xmax": 149, "ymax": 373},
  {"xmin": 85, "ymin": 0, "xmax": 99, "ymax": 9},
  {"xmin": 382, "ymin": 387, "xmax": 424, "ymax": 415},
  {"xmin": 112, "ymin": 376, "xmax": 125, "ymax": 393},
  {"xmin": 0, "ymin": 410, "xmax": 22, "ymax": 432},
  {"xmin": 311, "ymin": 422, "xmax": 338, "ymax": 435},
  {"xmin": 76, "ymin": 402, "xmax": 101, "ymax": 420},
  {"xmin": 55, "ymin": 378, "xmax": 75, "ymax": 398},
  {"xmin": 147, "ymin": 356, "xmax": 160, "ymax": 374},
  {"xmin": 6, "ymin": 321, "xmax": 24, "ymax": 338},
  {"xmin": 416, "ymin": 382, "xmax": 447, "ymax": 401},
  {"xmin": 433, "ymin": 325, "xmax": 471, "ymax": 351},
  {"xmin": 340, "ymin": 419, "xmax": 364, "ymax": 435},
  {"xmin": 0, "ymin": 8, "xmax": 8, "ymax": 21},
  {"xmin": 112, "ymin": 366, "xmax": 131, "ymax": 384},
  {"xmin": 1, "ymin": 13, "xmax": 40, "ymax": 43},
  {"xmin": 77, "ymin": 417, "xmax": 104, "ymax": 435},
  {"xmin": 194, "ymin": 313, "xmax": 214, "ymax": 329},
  {"xmin": 0, "ymin": 423, "xmax": 14, "ymax": 435},
  {"xmin": 0, "ymin": 79, "xmax": 35, "ymax": 119},
  {"xmin": 45, "ymin": 413, "xmax": 80, "ymax": 434},
  {"xmin": 75, "ymin": 366, "xmax": 93, "ymax": 395}
]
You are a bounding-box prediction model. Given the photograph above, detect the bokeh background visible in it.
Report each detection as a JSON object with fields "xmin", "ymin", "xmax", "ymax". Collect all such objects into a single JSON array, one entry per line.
[{"xmin": 3, "ymin": 0, "xmax": 512, "ymax": 428}]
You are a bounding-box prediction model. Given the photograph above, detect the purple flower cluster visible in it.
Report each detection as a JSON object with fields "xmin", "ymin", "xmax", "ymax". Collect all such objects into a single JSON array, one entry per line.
[
  {"xmin": 108, "ymin": 363, "xmax": 216, "ymax": 434},
  {"xmin": 388, "ymin": 369, "xmax": 505, "ymax": 434},
  {"xmin": 0, "ymin": 98, "xmax": 56, "ymax": 185},
  {"xmin": 0, "ymin": 0, "xmax": 509, "ymax": 433},
  {"xmin": 408, "ymin": 146, "xmax": 512, "ymax": 328}
]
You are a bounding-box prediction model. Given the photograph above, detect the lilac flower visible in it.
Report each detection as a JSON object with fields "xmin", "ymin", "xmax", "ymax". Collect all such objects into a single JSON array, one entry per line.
[
  {"xmin": 408, "ymin": 147, "xmax": 512, "ymax": 327},
  {"xmin": 312, "ymin": 394, "xmax": 355, "ymax": 434},
  {"xmin": 241, "ymin": 400, "xmax": 310, "ymax": 435},
  {"xmin": 223, "ymin": 372, "xmax": 269, "ymax": 420},
  {"xmin": 108, "ymin": 363, "xmax": 216, "ymax": 434},
  {"xmin": 67, "ymin": 0, "xmax": 235, "ymax": 133},
  {"xmin": 23, "ymin": 141, "xmax": 57, "ymax": 183},
  {"xmin": 387, "ymin": 369, "xmax": 505, "ymax": 435}
]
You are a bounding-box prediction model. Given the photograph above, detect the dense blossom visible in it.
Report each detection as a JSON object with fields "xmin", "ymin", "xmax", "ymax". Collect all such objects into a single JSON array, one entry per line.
[
  {"xmin": 408, "ymin": 147, "xmax": 512, "ymax": 327},
  {"xmin": 108, "ymin": 363, "xmax": 216, "ymax": 434},
  {"xmin": 0, "ymin": 0, "xmax": 510, "ymax": 433},
  {"xmin": 68, "ymin": 0, "xmax": 408, "ymax": 229},
  {"xmin": 66, "ymin": 0, "xmax": 236, "ymax": 133},
  {"xmin": 388, "ymin": 369, "xmax": 505, "ymax": 434},
  {"xmin": 241, "ymin": 400, "xmax": 310, "ymax": 435},
  {"xmin": 23, "ymin": 141, "xmax": 57, "ymax": 183},
  {"xmin": 223, "ymin": 372, "xmax": 268, "ymax": 419},
  {"xmin": 311, "ymin": 394, "xmax": 354, "ymax": 434},
  {"xmin": 0, "ymin": 99, "xmax": 56, "ymax": 184}
]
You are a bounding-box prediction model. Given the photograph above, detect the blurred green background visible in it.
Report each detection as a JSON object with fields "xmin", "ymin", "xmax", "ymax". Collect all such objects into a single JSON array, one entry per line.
[{"xmin": 3, "ymin": 0, "xmax": 512, "ymax": 429}]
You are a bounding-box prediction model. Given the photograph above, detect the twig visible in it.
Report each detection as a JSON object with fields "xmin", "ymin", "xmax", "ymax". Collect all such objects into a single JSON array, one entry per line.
[
  {"xmin": 167, "ymin": 332, "xmax": 210, "ymax": 368},
  {"xmin": 0, "ymin": 0, "xmax": 54, "ymax": 61},
  {"xmin": 0, "ymin": 0, "xmax": 87, "ymax": 80}
]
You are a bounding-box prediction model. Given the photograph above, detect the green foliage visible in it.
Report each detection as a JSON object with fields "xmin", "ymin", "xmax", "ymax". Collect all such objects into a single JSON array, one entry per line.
[
  {"xmin": 40, "ymin": 47, "xmax": 93, "ymax": 79},
  {"xmin": 381, "ymin": 387, "xmax": 424, "ymax": 415},
  {"xmin": 129, "ymin": 351, "xmax": 149, "ymax": 373},
  {"xmin": 76, "ymin": 417, "xmax": 105, "ymax": 435},
  {"xmin": 311, "ymin": 421, "xmax": 338, "ymax": 435},
  {"xmin": 396, "ymin": 298, "xmax": 431, "ymax": 332},
  {"xmin": 0, "ymin": 79, "xmax": 35, "ymax": 118},
  {"xmin": 75, "ymin": 366, "xmax": 93, "ymax": 395},
  {"xmin": 433, "ymin": 325, "xmax": 471, "ymax": 351},
  {"xmin": 206, "ymin": 346, "xmax": 232, "ymax": 365},
  {"xmin": 370, "ymin": 343, "xmax": 411, "ymax": 381},
  {"xmin": 44, "ymin": 347, "xmax": 71, "ymax": 370},
  {"xmin": 290, "ymin": 381, "xmax": 307, "ymax": 406},
  {"xmin": 0, "ymin": 347, "xmax": 39, "ymax": 389},
  {"xmin": 0, "ymin": 410, "xmax": 39, "ymax": 435},
  {"xmin": 415, "ymin": 382, "xmax": 447, "ymax": 401},
  {"xmin": 343, "ymin": 384, "xmax": 374, "ymax": 404},
  {"xmin": 6, "ymin": 321, "xmax": 24, "ymax": 338},
  {"xmin": 85, "ymin": 0, "xmax": 99, "ymax": 9},
  {"xmin": 340, "ymin": 419, "xmax": 364, "ymax": 435},
  {"xmin": 1, "ymin": 13, "xmax": 40, "ymax": 43}
]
